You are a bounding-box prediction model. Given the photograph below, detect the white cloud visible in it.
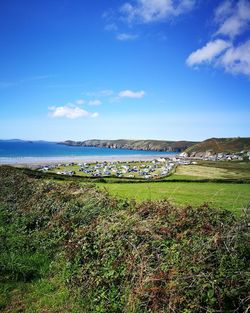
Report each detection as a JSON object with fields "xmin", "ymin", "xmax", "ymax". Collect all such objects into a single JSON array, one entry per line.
[
  {"xmin": 187, "ymin": 0, "xmax": 250, "ymax": 77},
  {"xmin": 84, "ymin": 89, "xmax": 146, "ymax": 102},
  {"xmin": 218, "ymin": 39, "xmax": 250, "ymax": 76},
  {"xmin": 215, "ymin": 0, "xmax": 250, "ymax": 39},
  {"xmin": 120, "ymin": 0, "xmax": 196, "ymax": 23},
  {"xmin": 103, "ymin": 0, "xmax": 196, "ymax": 41},
  {"xmin": 186, "ymin": 39, "xmax": 231, "ymax": 66},
  {"xmin": 116, "ymin": 33, "xmax": 138, "ymax": 41},
  {"xmin": 118, "ymin": 89, "xmax": 145, "ymax": 98},
  {"xmin": 88, "ymin": 100, "xmax": 102, "ymax": 106},
  {"xmin": 214, "ymin": 1, "xmax": 233, "ymax": 22},
  {"xmin": 99, "ymin": 89, "xmax": 114, "ymax": 96},
  {"xmin": 75, "ymin": 99, "xmax": 85, "ymax": 105},
  {"xmin": 49, "ymin": 104, "xmax": 98, "ymax": 119}
]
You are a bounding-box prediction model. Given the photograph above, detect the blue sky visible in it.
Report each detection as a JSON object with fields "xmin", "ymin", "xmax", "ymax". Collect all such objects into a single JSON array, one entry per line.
[{"xmin": 0, "ymin": 0, "xmax": 249, "ymax": 141}]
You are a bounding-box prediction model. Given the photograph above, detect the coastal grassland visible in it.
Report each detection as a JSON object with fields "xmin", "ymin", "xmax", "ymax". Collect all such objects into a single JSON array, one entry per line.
[
  {"xmin": 98, "ymin": 181, "xmax": 250, "ymax": 215},
  {"xmin": 169, "ymin": 161, "xmax": 250, "ymax": 180},
  {"xmin": 170, "ymin": 165, "xmax": 227, "ymax": 180},
  {"xmin": 172, "ymin": 164, "xmax": 250, "ymax": 180},
  {"xmin": 13, "ymin": 163, "xmax": 250, "ymax": 215},
  {"xmin": 197, "ymin": 160, "xmax": 250, "ymax": 172},
  {"xmin": 0, "ymin": 165, "xmax": 249, "ymax": 312}
]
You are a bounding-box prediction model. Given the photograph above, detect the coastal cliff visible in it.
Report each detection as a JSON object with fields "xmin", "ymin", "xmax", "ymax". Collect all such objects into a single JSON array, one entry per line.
[
  {"xmin": 59, "ymin": 137, "xmax": 250, "ymax": 156},
  {"xmin": 184, "ymin": 137, "xmax": 250, "ymax": 157},
  {"xmin": 59, "ymin": 139, "xmax": 198, "ymax": 152}
]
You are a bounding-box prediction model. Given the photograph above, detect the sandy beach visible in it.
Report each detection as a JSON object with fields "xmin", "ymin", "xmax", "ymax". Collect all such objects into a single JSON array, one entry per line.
[{"xmin": 0, "ymin": 154, "xmax": 178, "ymax": 168}]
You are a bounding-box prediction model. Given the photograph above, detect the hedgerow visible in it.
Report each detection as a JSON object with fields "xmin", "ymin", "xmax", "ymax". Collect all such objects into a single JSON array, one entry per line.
[{"xmin": 0, "ymin": 166, "xmax": 249, "ymax": 312}]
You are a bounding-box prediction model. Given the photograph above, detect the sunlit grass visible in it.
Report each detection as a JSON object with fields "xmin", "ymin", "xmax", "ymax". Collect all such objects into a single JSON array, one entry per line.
[
  {"xmin": 173, "ymin": 164, "xmax": 250, "ymax": 179},
  {"xmin": 98, "ymin": 181, "xmax": 250, "ymax": 215}
]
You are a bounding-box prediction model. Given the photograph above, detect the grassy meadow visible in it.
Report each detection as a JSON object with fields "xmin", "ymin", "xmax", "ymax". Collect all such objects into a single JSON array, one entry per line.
[
  {"xmin": 97, "ymin": 161, "xmax": 250, "ymax": 215},
  {"xmin": 98, "ymin": 181, "xmax": 250, "ymax": 215},
  {"xmin": 16, "ymin": 161, "xmax": 250, "ymax": 215},
  {"xmin": 173, "ymin": 164, "xmax": 248, "ymax": 179},
  {"xmin": 169, "ymin": 161, "xmax": 250, "ymax": 180}
]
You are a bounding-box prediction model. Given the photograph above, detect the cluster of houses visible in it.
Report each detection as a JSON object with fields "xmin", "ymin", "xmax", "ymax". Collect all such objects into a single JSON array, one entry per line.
[
  {"xmin": 180, "ymin": 151, "xmax": 250, "ymax": 161},
  {"xmin": 203, "ymin": 153, "xmax": 245, "ymax": 162},
  {"xmin": 39, "ymin": 163, "xmax": 76, "ymax": 176},
  {"xmin": 38, "ymin": 151, "xmax": 249, "ymax": 179},
  {"xmin": 39, "ymin": 158, "xmax": 176, "ymax": 179}
]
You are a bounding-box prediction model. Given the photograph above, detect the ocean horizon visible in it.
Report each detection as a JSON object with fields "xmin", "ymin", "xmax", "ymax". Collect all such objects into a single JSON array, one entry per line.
[{"xmin": 0, "ymin": 140, "xmax": 176, "ymax": 165}]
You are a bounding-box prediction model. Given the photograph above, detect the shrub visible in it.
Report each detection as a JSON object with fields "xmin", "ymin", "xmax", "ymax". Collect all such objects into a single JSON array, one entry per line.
[{"xmin": 0, "ymin": 166, "xmax": 249, "ymax": 312}]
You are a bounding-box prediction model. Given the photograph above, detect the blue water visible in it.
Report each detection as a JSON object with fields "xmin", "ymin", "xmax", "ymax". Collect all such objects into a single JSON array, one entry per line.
[{"xmin": 0, "ymin": 140, "xmax": 175, "ymax": 158}]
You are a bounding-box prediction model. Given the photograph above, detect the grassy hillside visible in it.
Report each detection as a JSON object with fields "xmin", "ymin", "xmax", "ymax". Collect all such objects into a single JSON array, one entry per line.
[
  {"xmin": 60, "ymin": 137, "xmax": 250, "ymax": 155},
  {"xmin": 185, "ymin": 137, "xmax": 250, "ymax": 156},
  {"xmin": 0, "ymin": 166, "xmax": 249, "ymax": 312},
  {"xmin": 61, "ymin": 139, "xmax": 197, "ymax": 152}
]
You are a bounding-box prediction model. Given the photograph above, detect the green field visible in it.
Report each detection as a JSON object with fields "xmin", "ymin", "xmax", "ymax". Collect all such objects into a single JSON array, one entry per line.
[
  {"xmin": 29, "ymin": 162, "xmax": 250, "ymax": 215},
  {"xmin": 173, "ymin": 164, "xmax": 248, "ymax": 179},
  {"xmin": 171, "ymin": 161, "xmax": 250, "ymax": 180},
  {"xmin": 98, "ymin": 181, "xmax": 250, "ymax": 214}
]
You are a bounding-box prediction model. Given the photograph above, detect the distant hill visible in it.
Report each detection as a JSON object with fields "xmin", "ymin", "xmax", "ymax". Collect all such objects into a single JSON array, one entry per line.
[
  {"xmin": 0, "ymin": 139, "xmax": 52, "ymax": 143},
  {"xmin": 60, "ymin": 139, "xmax": 198, "ymax": 152},
  {"xmin": 184, "ymin": 137, "xmax": 250, "ymax": 157},
  {"xmin": 0, "ymin": 139, "xmax": 28, "ymax": 142}
]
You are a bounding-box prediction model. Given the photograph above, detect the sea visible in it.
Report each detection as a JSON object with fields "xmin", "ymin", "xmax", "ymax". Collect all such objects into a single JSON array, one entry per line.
[{"xmin": 0, "ymin": 140, "xmax": 176, "ymax": 165}]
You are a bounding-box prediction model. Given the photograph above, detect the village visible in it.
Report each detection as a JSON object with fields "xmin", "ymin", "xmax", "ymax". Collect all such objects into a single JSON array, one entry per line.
[
  {"xmin": 180, "ymin": 150, "xmax": 250, "ymax": 161},
  {"xmin": 38, "ymin": 150, "xmax": 250, "ymax": 179},
  {"xmin": 39, "ymin": 157, "xmax": 180, "ymax": 179}
]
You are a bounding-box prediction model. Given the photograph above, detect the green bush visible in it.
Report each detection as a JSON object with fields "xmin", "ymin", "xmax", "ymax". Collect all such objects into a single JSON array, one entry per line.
[{"xmin": 0, "ymin": 166, "xmax": 249, "ymax": 312}]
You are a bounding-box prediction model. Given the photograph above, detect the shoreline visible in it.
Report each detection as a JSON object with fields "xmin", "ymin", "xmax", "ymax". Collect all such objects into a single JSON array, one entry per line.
[{"xmin": 0, "ymin": 154, "xmax": 178, "ymax": 168}]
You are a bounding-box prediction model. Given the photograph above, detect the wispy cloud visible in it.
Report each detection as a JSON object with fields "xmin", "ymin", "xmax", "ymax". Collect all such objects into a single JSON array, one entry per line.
[
  {"xmin": 99, "ymin": 89, "xmax": 114, "ymax": 97},
  {"xmin": 104, "ymin": 23, "xmax": 118, "ymax": 32},
  {"xmin": 116, "ymin": 33, "xmax": 138, "ymax": 41},
  {"xmin": 0, "ymin": 75, "xmax": 55, "ymax": 89},
  {"xmin": 103, "ymin": 0, "xmax": 196, "ymax": 41},
  {"xmin": 49, "ymin": 104, "xmax": 98, "ymax": 119},
  {"xmin": 214, "ymin": 0, "xmax": 250, "ymax": 39},
  {"xmin": 84, "ymin": 89, "xmax": 114, "ymax": 97},
  {"xmin": 75, "ymin": 99, "xmax": 85, "ymax": 105},
  {"xmin": 74, "ymin": 98, "xmax": 102, "ymax": 106},
  {"xmin": 118, "ymin": 89, "xmax": 145, "ymax": 98},
  {"xmin": 186, "ymin": 39, "xmax": 231, "ymax": 66},
  {"xmin": 22, "ymin": 75, "xmax": 55, "ymax": 82},
  {"xmin": 186, "ymin": 0, "xmax": 250, "ymax": 77},
  {"xmin": 219, "ymin": 39, "xmax": 250, "ymax": 76},
  {"xmin": 44, "ymin": 83, "xmax": 84, "ymax": 89},
  {"xmin": 84, "ymin": 89, "xmax": 146, "ymax": 102},
  {"xmin": 88, "ymin": 100, "xmax": 102, "ymax": 106},
  {"xmin": 120, "ymin": 0, "xmax": 196, "ymax": 24}
]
